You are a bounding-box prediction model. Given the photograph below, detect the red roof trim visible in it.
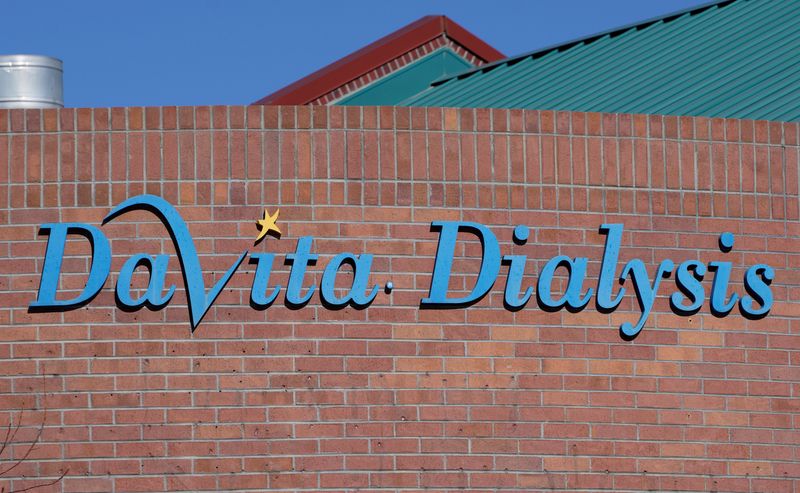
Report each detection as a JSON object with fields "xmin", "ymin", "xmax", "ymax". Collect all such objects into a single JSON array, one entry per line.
[
  {"xmin": 253, "ymin": 15, "xmax": 504, "ymax": 105},
  {"xmin": 440, "ymin": 16, "xmax": 504, "ymax": 63}
]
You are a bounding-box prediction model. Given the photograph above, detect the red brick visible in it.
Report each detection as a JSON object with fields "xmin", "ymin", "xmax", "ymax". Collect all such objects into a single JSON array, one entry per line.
[{"xmin": 0, "ymin": 108, "xmax": 796, "ymax": 491}]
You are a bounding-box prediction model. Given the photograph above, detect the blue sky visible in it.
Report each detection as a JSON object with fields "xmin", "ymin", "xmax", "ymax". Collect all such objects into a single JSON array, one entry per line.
[{"xmin": 4, "ymin": 0, "xmax": 707, "ymax": 107}]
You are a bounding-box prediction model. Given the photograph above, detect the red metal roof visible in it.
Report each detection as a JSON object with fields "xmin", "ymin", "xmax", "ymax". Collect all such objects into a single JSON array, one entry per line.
[{"xmin": 252, "ymin": 15, "xmax": 504, "ymax": 106}]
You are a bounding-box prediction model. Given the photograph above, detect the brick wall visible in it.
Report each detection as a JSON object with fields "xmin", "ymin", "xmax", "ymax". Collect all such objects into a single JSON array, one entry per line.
[{"xmin": 0, "ymin": 105, "xmax": 799, "ymax": 492}]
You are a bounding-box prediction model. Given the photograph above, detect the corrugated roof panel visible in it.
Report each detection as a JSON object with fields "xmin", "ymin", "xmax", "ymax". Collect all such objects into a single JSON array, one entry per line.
[
  {"xmin": 334, "ymin": 49, "xmax": 473, "ymax": 106},
  {"xmin": 403, "ymin": 0, "xmax": 800, "ymax": 121}
]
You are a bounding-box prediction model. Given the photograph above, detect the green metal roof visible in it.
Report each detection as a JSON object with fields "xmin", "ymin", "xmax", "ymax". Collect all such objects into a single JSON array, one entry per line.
[
  {"xmin": 336, "ymin": 48, "xmax": 473, "ymax": 106},
  {"xmin": 403, "ymin": 0, "xmax": 800, "ymax": 122}
]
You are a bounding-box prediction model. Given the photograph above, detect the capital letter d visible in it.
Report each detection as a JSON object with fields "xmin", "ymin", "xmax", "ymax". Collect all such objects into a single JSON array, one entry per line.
[
  {"xmin": 29, "ymin": 223, "xmax": 111, "ymax": 310},
  {"xmin": 421, "ymin": 221, "xmax": 500, "ymax": 308}
]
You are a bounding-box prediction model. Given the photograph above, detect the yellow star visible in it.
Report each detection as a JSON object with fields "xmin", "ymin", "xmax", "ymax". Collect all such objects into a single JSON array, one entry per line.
[{"xmin": 255, "ymin": 209, "xmax": 281, "ymax": 244}]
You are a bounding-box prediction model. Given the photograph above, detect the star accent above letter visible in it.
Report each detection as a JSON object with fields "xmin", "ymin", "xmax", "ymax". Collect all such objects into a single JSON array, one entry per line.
[{"xmin": 255, "ymin": 209, "xmax": 281, "ymax": 245}]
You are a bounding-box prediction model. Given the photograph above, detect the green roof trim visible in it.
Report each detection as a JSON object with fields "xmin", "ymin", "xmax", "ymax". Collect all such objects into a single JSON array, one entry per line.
[
  {"xmin": 335, "ymin": 48, "xmax": 473, "ymax": 106},
  {"xmin": 403, "ymin": 0, "xmax": 800, "ymax": 122}
]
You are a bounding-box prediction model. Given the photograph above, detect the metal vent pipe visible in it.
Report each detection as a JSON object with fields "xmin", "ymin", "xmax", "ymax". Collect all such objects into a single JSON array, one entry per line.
[{"xmin": 0, "ymin": 55, "xmax": 63, "ymax": 109}]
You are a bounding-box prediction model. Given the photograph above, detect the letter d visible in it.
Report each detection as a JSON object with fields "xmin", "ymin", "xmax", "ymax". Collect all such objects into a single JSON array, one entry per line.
[
  {"xmin": 421, "ymin": 221, "xmax": 500, "ymax": 308},
  {"xmin": 29, "ymin": 223, "xmax": 111, "ymax": 310}
]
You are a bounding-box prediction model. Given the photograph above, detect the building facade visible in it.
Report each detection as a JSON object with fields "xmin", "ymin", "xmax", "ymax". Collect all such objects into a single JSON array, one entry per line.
[{"xmin": 1, "ymin": 105, "xmax": 798, "ymax": 492}]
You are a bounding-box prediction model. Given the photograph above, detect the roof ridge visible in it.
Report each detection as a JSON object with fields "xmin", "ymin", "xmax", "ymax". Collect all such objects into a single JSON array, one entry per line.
[
  {"xmin": 429, "ymin": 0, "xmax": 738, "ymax": 87},
  {"xmin": 252, "ymin": 15, "xmax": 504, "ymax": 105}
]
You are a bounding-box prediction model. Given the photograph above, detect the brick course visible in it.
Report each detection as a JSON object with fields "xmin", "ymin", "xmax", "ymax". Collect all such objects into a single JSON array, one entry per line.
[{"xmin": 0, "ymin": 105, "xmax": 799, "ymax": 492}]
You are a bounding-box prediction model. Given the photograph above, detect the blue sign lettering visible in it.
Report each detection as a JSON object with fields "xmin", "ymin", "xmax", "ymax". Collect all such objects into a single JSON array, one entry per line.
[
  {"xmin": 320, "ymin": 253, "xmax": 380, "ymax": 309},
  {"xmin": 115, "ymin": 253, "xmax": 175, "ymax": 310},
  {"xmin": 104, "ymin": 194, "xmax": 247, "ymax": 331},
  {"xmin": 421, "ymin": 221, "xmax": 501, "ymax": 308},
  {"xmin": 30, "ymin": 223, "xmax": 111, "ymax": 310},
  {"xmin": 28, "ymin": 195, "xmax": 776, "ymax": 337}
]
